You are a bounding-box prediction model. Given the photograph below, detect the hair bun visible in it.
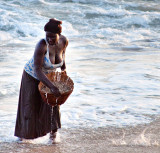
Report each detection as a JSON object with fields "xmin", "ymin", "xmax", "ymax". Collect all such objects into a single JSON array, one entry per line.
[
  {"xmin": 49, "ymin": 18, "xmax": 62, "ymax": 24},
  {"xmin": 44, "ymin": 18, "xmax": 62, "ymax": 34}
]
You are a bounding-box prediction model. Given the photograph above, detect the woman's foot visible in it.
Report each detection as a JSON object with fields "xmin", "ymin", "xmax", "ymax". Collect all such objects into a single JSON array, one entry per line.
[{"xmin": 50, "ymin": 129, "xmax": 59, "ymax": 144}]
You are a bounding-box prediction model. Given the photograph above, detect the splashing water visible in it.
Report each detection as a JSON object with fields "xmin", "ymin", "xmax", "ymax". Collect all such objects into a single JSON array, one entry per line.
[
  {"xmin": 57, "ymin": 73, "xmax": 61, "ymax": 82},
  {"xmin": 54, "ymin": 74, "xmax": 56, "ymax": 81},
  {"xmin": 133, "ymin": 128, "xmax": 159, "ymax": 146},
  {"xmin": 111, "ymin": 127, "xmax": 160, "ymax": 146},
  {"xmin": 65, "ymin": 77, "xmax": 69, "ymax": 85},
  {"xmin": 51, "ymin": 106, "xmax": 54, "ymax": 130},
  {"xmin": 111, "ymin": 130, "xmax": 127, "ymax": 145}
]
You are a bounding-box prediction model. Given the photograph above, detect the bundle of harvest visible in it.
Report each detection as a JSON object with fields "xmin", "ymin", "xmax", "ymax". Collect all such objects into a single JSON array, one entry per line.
[{"xmin": 38, "ymin": 71, "xmax": 74, "ymax": 106}]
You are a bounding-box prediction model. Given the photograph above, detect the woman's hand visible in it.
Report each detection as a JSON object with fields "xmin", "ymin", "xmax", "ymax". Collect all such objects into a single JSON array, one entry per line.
[
  {"xmin": 61, "ymin": 70, "xmax": 67, "ymax": 75},
  {"xmin": 50, "ymin": 87, "xmax": 61, "ymax": 97}
]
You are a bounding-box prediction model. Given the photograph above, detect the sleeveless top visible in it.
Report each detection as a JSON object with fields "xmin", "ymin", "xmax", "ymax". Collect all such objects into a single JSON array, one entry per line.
[{"xmin": 24, "ymin": 39, "xmax": 64, "ymax": 80}]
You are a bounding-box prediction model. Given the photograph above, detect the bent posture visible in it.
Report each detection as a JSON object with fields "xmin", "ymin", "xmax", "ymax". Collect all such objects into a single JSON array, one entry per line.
[{"xmin": 14, "ymin": 18, "xmax": 68, "ymax": 140}]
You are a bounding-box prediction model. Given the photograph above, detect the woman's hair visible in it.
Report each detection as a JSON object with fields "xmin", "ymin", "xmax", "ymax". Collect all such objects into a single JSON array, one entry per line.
[{"xmin": 44, "ymin": 18, "xmax": 62, "ymax": 34}]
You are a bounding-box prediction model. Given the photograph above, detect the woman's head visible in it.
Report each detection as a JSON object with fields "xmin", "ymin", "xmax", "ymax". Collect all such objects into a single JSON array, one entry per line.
[
  {"xmin": 46, "ymin": 32, "xmax": 59, "ymax": 46},
  {"xmin": 44, "ymin": 18, "xmax": 62, "ymax": 34},
  {"xmin": 44, "ymin": 18, "xmax": 62, "ymax": 45}
]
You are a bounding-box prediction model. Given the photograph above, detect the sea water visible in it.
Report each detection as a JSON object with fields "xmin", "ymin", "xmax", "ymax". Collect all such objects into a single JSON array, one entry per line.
[{"xmin": 0, "ymin": 0, "xmax": 160, "ymax": 143}]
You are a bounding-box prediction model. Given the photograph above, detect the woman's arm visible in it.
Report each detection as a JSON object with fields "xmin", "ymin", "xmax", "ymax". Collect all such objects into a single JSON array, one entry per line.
[
  {"xmin": 61, "ymin": 37, "xmax": 68, "ymax": 73},
  {"xmin": 61, "ymin": 51, "xmax": 66, "ymax": 72},
  {"xmin": 34, "ymin": 39, "xmax": 61, "ymax": 97}
]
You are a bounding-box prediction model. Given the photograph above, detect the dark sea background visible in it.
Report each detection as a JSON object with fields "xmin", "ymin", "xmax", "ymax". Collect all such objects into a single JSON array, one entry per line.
[{"xmin": 0, "ymin": 0, "xmax": 160, "ymax": 146}]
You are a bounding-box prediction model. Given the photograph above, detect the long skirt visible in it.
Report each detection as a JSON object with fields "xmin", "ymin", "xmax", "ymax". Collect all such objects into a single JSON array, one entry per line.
[{"xmin": 14, "ymin": 70, "xmax": 61, "ymax": 139}]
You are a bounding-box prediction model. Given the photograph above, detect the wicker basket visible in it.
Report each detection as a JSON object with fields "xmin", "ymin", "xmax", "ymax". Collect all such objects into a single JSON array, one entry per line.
[{"xmin": 38, "ymin": 71, "xmax": 74, "ymax": 106}]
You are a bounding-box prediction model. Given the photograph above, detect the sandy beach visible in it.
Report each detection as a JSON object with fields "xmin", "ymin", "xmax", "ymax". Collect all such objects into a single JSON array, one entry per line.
[{"xmin": 1, "ymin": 117, "xmax": 160, "ymax": 153}]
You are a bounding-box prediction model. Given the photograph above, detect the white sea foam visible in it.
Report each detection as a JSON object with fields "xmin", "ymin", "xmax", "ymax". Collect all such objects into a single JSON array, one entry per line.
[
  {"xmin": 111, "ymin": 127, "xmax": 160, "ymax": 146},
  {"xmin": 63, "ymin": 21, "xmax": 79, "ymax": 36},
  {"xmin": 0, "ymin": 0, "xmax": 160, "ymax": 143},
  {"xmin": 0, "ymin": 31, "xmax": 13, "ymax": 42},
  {"xmin": 38, "ymin": 0, "xmax": 54, "ymax": 5}
]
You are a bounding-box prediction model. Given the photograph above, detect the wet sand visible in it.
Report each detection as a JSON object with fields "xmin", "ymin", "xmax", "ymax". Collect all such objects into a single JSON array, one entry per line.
[{"xmin": 0, "ymin": 117, "xmax": 160, "ymax": 153}]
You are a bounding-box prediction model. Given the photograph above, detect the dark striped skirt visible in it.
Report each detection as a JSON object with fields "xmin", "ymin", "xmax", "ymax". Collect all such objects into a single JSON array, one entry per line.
[{"xmin": 14, "ymin": 70, "xmax": 61, "ymax": 139}]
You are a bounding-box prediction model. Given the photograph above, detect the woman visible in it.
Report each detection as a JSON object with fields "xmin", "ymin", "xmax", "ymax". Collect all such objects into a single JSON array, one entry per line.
[{"xmin": 14, "ymin": 18, "xmax": 68, "ymax": 140}]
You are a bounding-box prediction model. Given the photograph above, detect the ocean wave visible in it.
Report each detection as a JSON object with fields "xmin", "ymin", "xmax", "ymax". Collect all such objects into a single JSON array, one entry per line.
[{"xmin": 0, "ymin": 0, "xmax": 160, "ymax": 133}]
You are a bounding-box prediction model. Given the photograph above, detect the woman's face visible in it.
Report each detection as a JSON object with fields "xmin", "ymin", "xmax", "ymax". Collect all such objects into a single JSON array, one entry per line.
[{"xmin": 46, "ymin": 32, "xmax": 59, "ymax": 46}]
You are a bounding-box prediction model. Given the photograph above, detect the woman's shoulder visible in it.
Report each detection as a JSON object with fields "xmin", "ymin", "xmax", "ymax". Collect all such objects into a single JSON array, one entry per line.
[
  {"xmin": 60, "ymin": 35, "xmax": 68, "ymax": 46},
  {"xmin": 36, "ymin": 39, "xmax": 46, "ymax": 48},
  {"xmin": 35, "ymin": 39, "xmax": 47, "ymax": 54},
  {"xmin": 37, "ymin": 39, "xmax": 46, "ymax": 46}
]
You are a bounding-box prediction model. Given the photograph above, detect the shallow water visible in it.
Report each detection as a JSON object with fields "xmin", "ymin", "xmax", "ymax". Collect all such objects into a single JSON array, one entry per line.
[
  {"xmin": 0, "ymin": 0, "xmax": 160, "ymax": 143},
  {"xmin": 1, "ymin": 119, "xmax": 160, "ymax": 152}
]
